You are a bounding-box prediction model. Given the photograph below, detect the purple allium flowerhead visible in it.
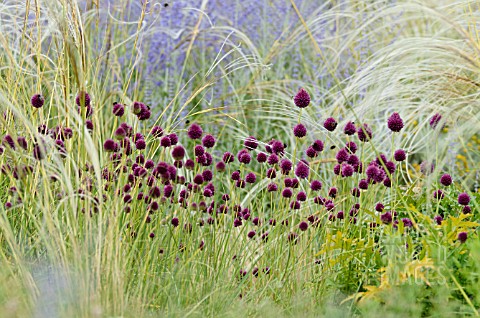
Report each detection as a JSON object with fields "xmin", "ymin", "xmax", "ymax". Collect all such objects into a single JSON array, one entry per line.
[
  {"xmin": 104, "ymin": 139, "xmax": 116, "ymax": 152},
  {"xmin": 164, "ymin": 184, "xmax": 174, "ymax": 198},
  {"xmin": 245, "ymin": 172, "xmax": 256, "ymax": 184},
  {"xmin": 132, "ymin": 132, "xmax": 144, "ymax": 143},
  {"xmin": 194, "ymin": 145, "xmax": 205, "ymax": 157},
  {"xmin": 135, "ymin": 139, "xmax": 146, "ymax": 150},
  {"xmin": 171, "ymin": 217, "xmax": 179, "ymax": 227},
  {"xmin": 223, "ymin": 152, "xmax": 234, "ymax": 163},
  {"xmin": 343, "ymin": 121, "xmax": 356, "ymax": 135},
  {"xmin": 385, "ymin": 161, "xmax": 396, "ymax": 174},
  {"xmin": 215, "ymin": 161, "xmax": 225, "ymax": 172},
  {"xmin": 328, "ymin": 187, "xmax": 337, "ymax": 198},
  {"xmin": 463, "ymin": 205, "xmax": 472, "ymax": 214},
  {"xmin": 402, "ymin": 218, "xmax": 413, "ymax": 228},
  {"xmin": 323, "ymin": 117, "xmax": 337, "ymax": 132},
  {"xmin": 256, "ymin": 152, "xmax": 267, "ymax": 163},
  {"xmin": 267, "ymin": 182, "xmax": 278, "ymax": 192},
  {"xmin": 310, "ymin": 180, "xmax": 322, "ymax": 191},
  {"xmin": 347, "ymin": 154, "xmax": 359, "ymax": 167},
  {"xmin": 247, "ymin": 230, "xmax": 256, "ymax": 239},
  {"xmin": 280, "ymin": 158, "xmax": 292, "ymax": 174},
  {"xmin": 299, "ymin": 221, "xmax": 308, "ymax": 231},
  {"xmin": 345, "ymin": 141, "xmax": 358, "ymax": 154},
  {"xmin": 114, "ymin": 127, "xmax": 126, "ymax": 140},
  {"xmin": 434, "ymin": 215, "xmax": 443, "ymax": 225},
  {"xmin": 231, "ymin": 170, "xmax": 241, "ymax": 181},
  {"xmin": 33, "ymin": 143, "xmax": 45, "ymax": 160},
  {"xmin": 132, "ymin": 102, "xmax": 142, "ymax": 115},
  {"xmin": 366, "ymin": 164, "xmax": 383, "ymax": 183},
  {"xmin": 337, "ymin": 211, "xmax": 345, "ymax": 219},
  {"xmin": 270, "ymin": 140, "xmax": 285, "ymax": 155},
  {"xmin": 202, "ymin": 169, "xmax": 213, "ymax": 182},
  {"xmin": 333, "ymin": 164, "xmax": 341, "ymax": 175},
  {"xmin": 282, "ymin": 188, "xmax": 293, "ymax": 198},
  {"xmin": 290, "ymin": 200, "xmax": 301, "ymax": 210},
  {"xmin": 457, "ymin": 231, "xmax": 467, "ymax": 243},
  {"xmin": 202, "ymin": 134, "xmax": 215, "ymax": 148},
  {"xmin": 31, "ymin": 94, "xmax": 44, "ymax": 108},
  {"xmin": 2, "ymin": 135, "xmax": 15, "ymax": 149},
  {"xmin": 458, "ymin": 192, "xmax": 470, "ymax": 206},
  {"xmin": 359, "ymin": 179, "xmax": 368, "ymax": 190},
  {"xmin": 238, "ymin": 150, "xmax": 252, "ymax": 164},
  {"xmin": 433, "ymin": 190, "xmax": 444, "ymax": 200},
  {"xmin": 187, "ymin": 123, "xmax": 203, "ymax": 139},
  {"xmin": 186, "ymin": 159, "xmax": 196, "ymax": 171},
  {"xmin": 305, "ymin": 146, "xmax": 317, "ymax": 158},
  {"xmin": 293, "ymin": 123, "xmax": 307, "ymax": 138},
  {"xmin": 75, "ymin": 91, "xmax": 91, "ymax": 107},
  {"xmin": 351, "ymin": 187, "xmax": 361, "ymax": 197},
  {"xmin": 291, "ymin": 178, "xmax": 300, "ymax": 188},
  {"xmin": 160, "ymin": 136, "xmax": 171, "ymax": 148},
  {"xmin": 168, "ymin": 133, "xmax": 179, "ymax": 145},
  {"xmin": 380, "ymin": 211, "xmax": 392, "ymax": 224},
  {"xmin": 440, "ymin": 174, "xmax": 452, "ymax": 186},
  {"xmin": 234, "ymin": 218, "xmax": 242, "ymax": 227},
  {"xmin": 312, "ymin": 139, "xmax": 324, "ymax": 152},
  {"xmin": 150, "ymin": 126, "xmax": 163, "ymax": 138},
  {"xmin": 193, "ymin": 174, "xmax": 204, "ymax": 185},
  {"xmin": 294, "ymin": 88, "xmax": 310, "ymax": 108},
  {"xmin": 336, "ymin": 148, "xmax": 349, "ymax": 163},
  {"xmin": 297, "ymin": 191, "xmax": 307, "ymax": 202},
  {"xmin": 267, "ymin": 153, "xmax": 279, "ymax": 166},
  {"xmin": 17, "ymin": 137, "xmax": 28, "ymax": 150},
  {"xmin": 295, "ymin": 161, "xmax": 309, "ymax": 179},
  {"xmin": 357, "ymin": 124, "xmax": 372, "ymax": 142},
  {"xmin": 342, "ymin": 164, "xmax": 354, "ymax": 177},
  {"xmin": 120, "ymin": 123, "xmax": 133, "ymax": 137},
  {"xmin": 137, "ymin": 104, "xmax": 151, "ymax": 120},
  {"xmin": 244, "ymin": 136, "xmax": 258, "ymax": 150},
  {"xmin": 394, "ymin": 149, "xmax": 406, "ymax": 162},
  {"xmin": 284, "ymin": 178, "xmax": 293, "ymax": 188},
  {"xmin": 112, "ymin": 103, "xmax": 125, "ymax": 116},
  {"xmin": 145, "ymin": 160, "xmax": 155, "ymax": 169},
  {"xmin": 383, "ymin": 177, "xmax": 392, "ymax": 188},
  {"xmin": 387, "ymin": 112, "xmax": 404, "ymax": 132},
  {"xmin": 429, "ymin": 113, "xmax": 442, "ymax": 129}
]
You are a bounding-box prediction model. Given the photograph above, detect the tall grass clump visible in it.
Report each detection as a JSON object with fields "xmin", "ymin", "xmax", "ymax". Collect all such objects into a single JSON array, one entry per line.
[{"xmin": 0, "ymin": 0, "xmax": 479, "ymax": 317}]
